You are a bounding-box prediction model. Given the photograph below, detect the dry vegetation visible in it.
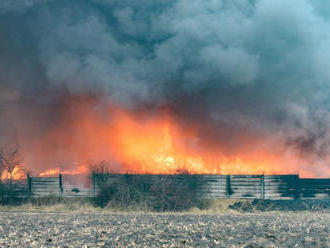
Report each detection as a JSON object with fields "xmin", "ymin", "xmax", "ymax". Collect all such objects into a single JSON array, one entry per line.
[
  {"xmin": 0, "ymin": 211, "xmax": 329, "ymax": 247},
  {"xmin": 1, "ymin": 198, "xmax": 329, "ymax": 213},
  {"xmin": 0, "ymin": 198, "xmax": 329, "ymax": 247}
]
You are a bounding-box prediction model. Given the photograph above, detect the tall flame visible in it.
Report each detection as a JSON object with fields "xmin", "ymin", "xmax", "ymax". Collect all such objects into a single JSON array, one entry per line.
[
  {"xmin": 23, "ymin": 98, "xmax": 312, "ymax": 177},
  {"xmin": 106, "ymin": 110, "xmax": 297, "ymax": 175}
]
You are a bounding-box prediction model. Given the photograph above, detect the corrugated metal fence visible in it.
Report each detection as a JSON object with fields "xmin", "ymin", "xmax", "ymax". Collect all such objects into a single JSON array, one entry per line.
[{"xmin": 1, "ymin": 174, "xmax": 329, "ymax": 199}]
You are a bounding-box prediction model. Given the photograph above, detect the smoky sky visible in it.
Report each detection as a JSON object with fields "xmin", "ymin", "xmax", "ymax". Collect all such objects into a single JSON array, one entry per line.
[{"xmin": 1, "ymin": 0, "xmax": 330, "ymax": 170}]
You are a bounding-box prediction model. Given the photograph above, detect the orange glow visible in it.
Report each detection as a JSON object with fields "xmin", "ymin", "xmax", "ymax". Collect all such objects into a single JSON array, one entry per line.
[
  {"xmin": 39, "ymin": 163, "xmax": 89, "ymax": 177},
  {"xmin": 39, "ymin": 168, "xmax": 60, "ymax": 177},
  {"xmin": 1, "ymin": 166, "xmax": 26, "ymax": 180},
  {"xmin": 106, "ymin": 110, "xmax": 297, "ymax": 175},
  {"xmin": 28, "ymin": 97, "xmax": 314, "ymax": 177}
]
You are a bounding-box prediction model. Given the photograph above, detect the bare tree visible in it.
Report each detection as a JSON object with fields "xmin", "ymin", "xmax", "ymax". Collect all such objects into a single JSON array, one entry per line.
[
  {"xmin": 89, "ymin": 160, "xmax": 112, "ymax": 174},
  {"xmin": 0, "ymin": 146, "xmax": 23, "ymax": 182}
]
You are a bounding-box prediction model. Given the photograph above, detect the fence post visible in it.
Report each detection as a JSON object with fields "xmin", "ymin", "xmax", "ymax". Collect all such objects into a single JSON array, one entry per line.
[
  {"xmin": 295, "ymin": 173, "xmax": 301, "ymax": 200},
  {"xmin": 27, "ymin": 174, "xmax": 32, "ymax": 198},
  {"xmin": 226, "ymin": 175, "xmax": 231, "ymax": 198},
  {"xmin": 59, "ymin": 174, "xmax": 63, "ymax": 196},
  {"xmin": 261, "ymin": 175, "xmax": 265, "ymax": 199},
  {"xmin": 92, "ymin": 173, "xmax": 96, "ymax": 198}
]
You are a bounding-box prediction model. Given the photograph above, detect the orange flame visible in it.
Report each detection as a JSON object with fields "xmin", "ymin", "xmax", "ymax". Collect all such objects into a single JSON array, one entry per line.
[
  {"xmin": 107, "ymin": 110, "xmax": 295, "ymax": 175},
  {"xmin": 22, "ymin": 97, "xmax": 323, "ymax": 177},
  {"xmin": 1, "ymin": 166, "xmax": 26, "ymax": 180},
  {"xmin": 39, "ymin": 163, "xmax": 89, "ymax": 177}
]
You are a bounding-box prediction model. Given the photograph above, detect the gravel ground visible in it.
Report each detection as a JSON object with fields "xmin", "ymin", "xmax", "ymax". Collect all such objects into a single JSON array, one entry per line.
[{"xmin": 0, "ymin": 212, "xmax": 329, "ymax": 247}]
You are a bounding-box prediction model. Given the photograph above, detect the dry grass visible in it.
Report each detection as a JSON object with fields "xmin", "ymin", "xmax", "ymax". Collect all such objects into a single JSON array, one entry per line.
[
  {"xmin": 0, "ymin": 198, "xmax": 329, "ymax": 214},
  {"xmin": 0, "ymin": 201, "xmax": 99, "ymax": 213}
]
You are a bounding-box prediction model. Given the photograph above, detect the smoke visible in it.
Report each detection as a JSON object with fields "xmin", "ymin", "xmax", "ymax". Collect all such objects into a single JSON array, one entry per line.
[{"xmin": 1, "ymin": 0, "xmax": 330, "ymax": 175}]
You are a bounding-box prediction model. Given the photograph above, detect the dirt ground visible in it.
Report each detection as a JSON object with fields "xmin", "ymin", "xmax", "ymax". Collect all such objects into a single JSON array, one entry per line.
[{"xmin": 0, "ymin": 212, "xmax": 329, "ymax": 247}]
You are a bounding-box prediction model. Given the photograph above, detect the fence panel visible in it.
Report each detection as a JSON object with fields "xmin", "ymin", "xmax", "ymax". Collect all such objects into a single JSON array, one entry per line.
[
  {"xmin": 299, "ymin": 179, "xmax": 330, "ymax": 199},
  {"xmin": 199, "ymin": 175, "xmax": 227, "ymax": 199},
  {"xmin": 264, "ymin": 175, "xmax": 300, "ymax": 199},
  {"xmin": 228, "ymin": 175, "xmax": 262, "ymax": 198},
  {"xmin": 30, "ymin": 176, "xmax": 62, "ymax": 197}
]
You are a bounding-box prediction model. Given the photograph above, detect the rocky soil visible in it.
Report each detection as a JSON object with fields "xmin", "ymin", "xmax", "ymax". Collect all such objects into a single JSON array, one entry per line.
[{"xmin": 0, "ymin": 212, "xmax": 329, "ymax": 247}]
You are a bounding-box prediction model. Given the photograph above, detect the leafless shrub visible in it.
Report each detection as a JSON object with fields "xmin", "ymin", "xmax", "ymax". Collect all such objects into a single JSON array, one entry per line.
[
  {"xmin": 93, "ymin": 170, "xmax": 210, "ymax": 211},
  {"xmin": 89, "ymin": 160, "xmax": 113, "ymax": 174},
  {"xmin": 0, "ymin": 145, "xmax": 23, "ymax": 182}
]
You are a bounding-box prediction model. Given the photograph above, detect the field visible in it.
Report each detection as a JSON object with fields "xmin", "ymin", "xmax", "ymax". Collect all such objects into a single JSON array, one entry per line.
[{"xmin": 0, "ymin": 211, "xmax": 329, "ymax": 247}]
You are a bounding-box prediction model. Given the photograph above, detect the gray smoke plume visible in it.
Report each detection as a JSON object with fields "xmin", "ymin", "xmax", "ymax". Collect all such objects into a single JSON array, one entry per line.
[{"xmin": 1, "ymin": 0, "xmax": 330, "ymax": 176}]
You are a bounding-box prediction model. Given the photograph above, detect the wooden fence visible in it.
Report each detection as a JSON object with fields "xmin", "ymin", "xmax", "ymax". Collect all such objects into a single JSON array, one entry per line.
[
  {"xmin": 28, "ymin": 175, "xmax": 62, "ymax": 197},
  {"xmin": 300, "ymin": 178, "xmax": 330, "ymax": 199},
  {"xmin": 93, "ymin": 174, "xmax": 330, "ymax": 200},
  {"xmin": 1, "ymin": 175, "xmax": 91, "ymax": 198},
  {"xmin": 1, "ymin": 174, "xmax": 329, "ymax": 199}
]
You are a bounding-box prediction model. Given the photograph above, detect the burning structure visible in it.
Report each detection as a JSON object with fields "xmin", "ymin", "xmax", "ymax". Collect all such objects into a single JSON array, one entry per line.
[{"xmin": 0, "ymin": 1, "xmax": 330, "ymax": 179}]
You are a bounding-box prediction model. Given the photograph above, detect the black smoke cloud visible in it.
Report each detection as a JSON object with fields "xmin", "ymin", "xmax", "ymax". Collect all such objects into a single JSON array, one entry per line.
[{"xmin": 1, "ymin": 0, "xmax": 330, "ymax": 175}]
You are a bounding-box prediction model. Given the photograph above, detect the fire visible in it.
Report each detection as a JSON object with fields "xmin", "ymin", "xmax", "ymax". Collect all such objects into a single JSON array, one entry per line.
[
  {"xmin": 28, "ymin": 98, "xmax": 305, "ymax": 176},
  {"xmin": 39, "ymin": 168, "xmax": 60, "ymax": 177},
  {"xmin": 107, "ymin": 110, "xmax": 293, "ymax": 175},
  {"xmin": 1, "ymin": 166, "xmax": 26, "ymax": 181},
  {"xmin": 39, "ymin": 163, "xmax": 89, "ymax": 177}
]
